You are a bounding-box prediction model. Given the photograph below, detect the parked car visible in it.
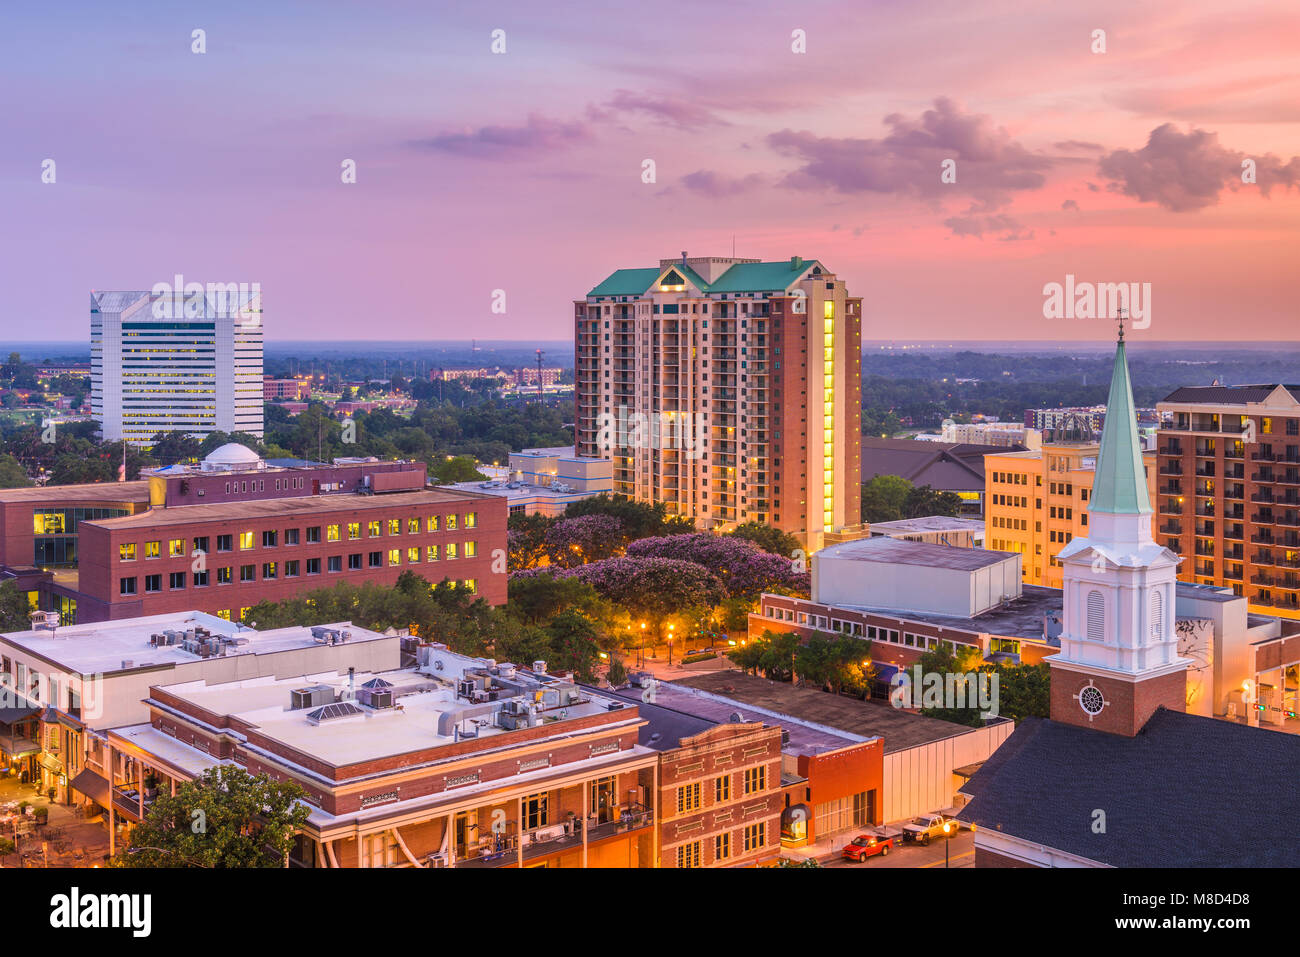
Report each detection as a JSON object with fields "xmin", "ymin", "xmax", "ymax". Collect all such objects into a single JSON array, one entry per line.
[
  {"xmin": 841, "ymin": 834, "xmax": 893, "ymax": 862},
  {"xmin": 901, "ymin": 813, "xmax": 958, "ymax": 846}
]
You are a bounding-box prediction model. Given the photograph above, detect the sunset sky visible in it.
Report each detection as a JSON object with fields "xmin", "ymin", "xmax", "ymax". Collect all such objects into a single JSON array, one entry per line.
[{"xmin": 3, "ymin": 0, "xmax": 1298, "ymax": 343}]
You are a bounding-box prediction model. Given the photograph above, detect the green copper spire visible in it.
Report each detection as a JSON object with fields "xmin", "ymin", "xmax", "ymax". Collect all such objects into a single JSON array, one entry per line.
[{"xmin": 1089, "ymin": 330, "xmax": 1151, "ymax": 515}]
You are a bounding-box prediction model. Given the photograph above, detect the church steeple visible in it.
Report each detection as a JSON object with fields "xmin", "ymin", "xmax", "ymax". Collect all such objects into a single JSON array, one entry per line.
[
  {"xmin": 1049, "ymin": 332, "xmax": 1188, "ymax": 737},
  {"xmin": 1089, "ymin": 329, "xmax": 1151, "ymax": 517}
]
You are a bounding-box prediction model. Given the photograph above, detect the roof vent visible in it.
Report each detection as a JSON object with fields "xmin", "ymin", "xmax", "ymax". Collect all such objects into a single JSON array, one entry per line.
[
  {"xmin": 791, "ymin": 256, "xmax": 803, "ymax": 270},
  {"xmin": 728, "ymin": 711, "xmax": 745, "ymax": 723}
]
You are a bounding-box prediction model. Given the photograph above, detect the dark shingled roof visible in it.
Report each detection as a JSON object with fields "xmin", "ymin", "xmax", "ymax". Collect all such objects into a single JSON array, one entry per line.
[
  {"xmin": 860, "ymin": 438, "xmax": 1023, "ymax": 493},
  {"xmin": 956, "ymin": 709, "xmax": 1300, "ymax": 867},
  {"xmin": 1161, "ymin": 384, "xmax": 1293, "ymax": 404},
  {"xmin": 596, "ymin": 686, "xmax": 716, "ymax": 751}
]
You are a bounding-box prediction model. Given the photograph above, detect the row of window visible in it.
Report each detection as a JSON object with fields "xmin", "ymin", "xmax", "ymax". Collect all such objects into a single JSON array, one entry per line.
[
  {"xmin": 675, "ymin": 766, "xmax": 768, "ymax": 814},
  {"xmin": 118, "ymin": 514, "xmax": 478, "ymax": 562},
  {"xmin": 119, "ymin": 545, "xmax": 478, "ymax": 594},
  {"xmin": 675, "ymin": 823, "xmax": 767, "ymax": 867},
  {"xmin": 762, "ymin": 606, "xmax": 995, "ymax": 654}
]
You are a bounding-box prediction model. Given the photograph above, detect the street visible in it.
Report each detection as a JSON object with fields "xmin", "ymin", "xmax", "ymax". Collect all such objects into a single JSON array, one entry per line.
[{"xmin": 821, "ymin": 830, "xmax": 975, "ymax": 869}]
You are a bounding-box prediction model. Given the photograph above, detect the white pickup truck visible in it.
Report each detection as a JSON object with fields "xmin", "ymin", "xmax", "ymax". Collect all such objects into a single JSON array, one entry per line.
[{"xmin": 901, "ymin": 812, "xmax": 961, "ymax": 846}]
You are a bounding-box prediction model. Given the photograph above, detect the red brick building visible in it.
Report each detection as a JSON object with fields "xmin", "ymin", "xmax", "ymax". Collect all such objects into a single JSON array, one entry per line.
[
  {"xmin": 1, "ymin": 446, "xmax": 506, "ymax": 624},
  {"xmin": 109, "ymin": 651, "xmax": 660, "ymax": 867},
  {"xmin": 263, "ymin": 377, "xmax": 311, "ymax": 401}
]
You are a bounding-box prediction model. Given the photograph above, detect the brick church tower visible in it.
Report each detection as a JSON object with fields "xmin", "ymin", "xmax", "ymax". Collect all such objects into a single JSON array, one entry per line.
[{"xmin": 1049, "ymin": 329, "xmax": 1190, "ymax": 736}]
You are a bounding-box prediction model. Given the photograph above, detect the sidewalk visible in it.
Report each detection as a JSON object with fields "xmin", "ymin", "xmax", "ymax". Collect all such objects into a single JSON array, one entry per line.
[{"xmin": 0, "ymin": 774, "xmax": 110, "ymax": 867}]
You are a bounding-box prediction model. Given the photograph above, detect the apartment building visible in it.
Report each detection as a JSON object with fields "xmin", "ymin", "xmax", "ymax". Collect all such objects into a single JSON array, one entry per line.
[
  {"xmin": 0, "ymin": 446, "xmax": 506, "ymax": 624},
  {"xmin": 575, "ymin": 254, "xmax": 862, "ymax": 550},
  {"xmin": 91, "ymin": 288, "xmax": 264, "ymax": 445},
  {"xmin": 984, "ymin": 441, "xmax": 1157, "ymax": 588},
  {"xmin": 1156, "ymin": 384, "xmax": 1300, "ymax": 618}
]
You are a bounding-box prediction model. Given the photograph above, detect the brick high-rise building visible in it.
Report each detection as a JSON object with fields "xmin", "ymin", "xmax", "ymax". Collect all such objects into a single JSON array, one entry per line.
[
  {"xmin": 575, "ymin": 254, "xmax": 861, "ymax": 550},
  {"xmin": 1156, "ymin": 383, "xmax": 1300, "ymax": 619}
]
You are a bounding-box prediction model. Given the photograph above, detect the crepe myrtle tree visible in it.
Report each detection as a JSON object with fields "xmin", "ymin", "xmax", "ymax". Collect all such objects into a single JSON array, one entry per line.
[{"xmin": 114, "ymin": 766, "xmax": 310, "ymax": 868}]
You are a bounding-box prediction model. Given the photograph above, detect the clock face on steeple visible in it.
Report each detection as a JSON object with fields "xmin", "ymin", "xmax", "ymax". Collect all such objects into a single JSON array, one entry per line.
[{"xmin": 1076, "ymin": 681, "xmax": 1108, "ymax": 719}]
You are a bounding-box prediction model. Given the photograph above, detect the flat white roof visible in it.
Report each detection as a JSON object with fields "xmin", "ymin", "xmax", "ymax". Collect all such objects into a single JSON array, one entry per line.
[
  {"xmin": 870, "ymin": 516, "xmax": 987, "ymax": 533},
  {"xmin": 0, "ymin": 612, "xmax": 390, "ymax": 676},
  {"xmin": 819, "ymin": 537, "xmax": 1015, "ymax": 571},
  {"xmin": 154, "ymin": 668, "xmax": 631, "ymax": 769},
  {"xmin": 110, "ymin": 723, "xmax": 228, "ymax": 777}
]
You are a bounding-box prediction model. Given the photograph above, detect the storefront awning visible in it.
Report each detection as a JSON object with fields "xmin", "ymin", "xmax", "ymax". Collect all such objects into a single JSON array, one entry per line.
[
  {"xmin": 38, "ymin": 753, "xmax": 64, "ymax": 775},
  {"xmin": 69, "ymin": 768, "xmax": 110, "ymax": 807}
]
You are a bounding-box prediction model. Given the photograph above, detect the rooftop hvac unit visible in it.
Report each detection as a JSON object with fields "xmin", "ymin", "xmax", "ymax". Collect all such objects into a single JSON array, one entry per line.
[{"xmin": 290, "ymin": 685, "xmax": 334, "ymax": 710}]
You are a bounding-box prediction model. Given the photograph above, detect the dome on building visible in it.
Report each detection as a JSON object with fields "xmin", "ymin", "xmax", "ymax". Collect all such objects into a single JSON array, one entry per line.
[{"xmin": 201, "ymin": 442, "xmax": 264, "ymax": 472}]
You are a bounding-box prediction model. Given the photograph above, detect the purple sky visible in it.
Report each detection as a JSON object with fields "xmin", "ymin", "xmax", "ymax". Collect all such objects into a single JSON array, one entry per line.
[{"xmin": 3, "ymin": 0, "xmax": 1298, "ymax": 342}]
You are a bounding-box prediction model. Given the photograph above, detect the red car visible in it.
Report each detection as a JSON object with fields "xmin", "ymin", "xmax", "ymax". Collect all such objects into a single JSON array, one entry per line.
[{"xmin": 841, "ymin": 834, "xmax": 893, "ymax": 862}]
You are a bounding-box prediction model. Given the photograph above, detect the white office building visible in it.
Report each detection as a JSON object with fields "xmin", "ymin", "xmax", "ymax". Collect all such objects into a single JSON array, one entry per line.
[{"xmin": 90, "ymin": 287, "xmax": 264, "ymax": 445}]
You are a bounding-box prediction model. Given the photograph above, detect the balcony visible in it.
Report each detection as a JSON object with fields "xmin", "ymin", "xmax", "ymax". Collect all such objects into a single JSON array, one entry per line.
[
  {"xmin": 1252, "ymin": 551, "xmax": 1275, "ymax": 566},
  {"xmin": 1159, "ymin": 463, "xmax": 1184, "ymax": 476},
  {"xmin": 1158, "ymin": 484, "xmax": 1183, "ymax": 497},
  {"xmin": 1158, "ymin": 522, "xmax": 1183, "ymax": 536}
]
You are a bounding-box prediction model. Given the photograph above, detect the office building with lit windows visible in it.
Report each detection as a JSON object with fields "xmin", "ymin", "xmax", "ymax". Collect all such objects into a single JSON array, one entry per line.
[
  {"xmin": 575, "ymin": 254, "xmax": 862, "ymax": 551},
  {"xmin": 91, "ymin": 288, "xmax": 264, "ymax": 446},
  {"xmin": 983, "ymin": 441, "xmax": 1157, "ymax": 588},
  {"xmin": 0, "ymin": 447, "xmax": 506, "ymax": 624}
]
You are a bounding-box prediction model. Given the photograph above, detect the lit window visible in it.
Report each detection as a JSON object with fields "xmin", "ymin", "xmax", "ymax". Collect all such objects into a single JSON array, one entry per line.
[
  {"xmin": 239, "ymin": 531, "xmax": 255, "ymax": 550},
  {"xmin": 388, "ymin": 549, "xmax": 400, "ymax": 566},
  {"xmin": 119, "ymin": 543, "xmax": 137, "ymax": 561}
]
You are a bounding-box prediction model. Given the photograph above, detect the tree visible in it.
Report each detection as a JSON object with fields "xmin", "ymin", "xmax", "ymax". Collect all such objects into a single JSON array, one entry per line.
[
  {"xmin": 506, "ymin": 574, "xmax": 607, "ymax": 628},
  {"xmin": 861, "ymin": 474, "xmax": 913, "ymax": 523},
  {"xmin": 563, "ymin": 494, "xmax": 691, "ymax": 543},
  {"xmin": 727, "ymin": 522, "xmax": 801, "ymax": 558},
  {"xmin": 728, "ymin": 629, "xmax": 799, "ymax": 682},
  {"xmin": 114, "ymin": 766, "xmax": 309, "ymax": 868},
  {"xmin": 148, "ymin": 431, "xmax": 202, "ymax": 466},
  {"xmin": 903, "ymin": 484, "xmax": 963, "ymax": 519},
  {"xmin": 794, "ymin": 632, "xmax": 873, "ymax": 696},
  {"xmin": 431, "ymin": 455, "xmax": 487, "ymax": 484},
  {"xmin": 0, "ymin": 453, "xmax": 30, "ymax": 488},
  {"xmin": 543, "ymin": 514, "xmax": 624, "ymax": 568},
  {"xmin": 507, "ymin": 512, "xmax": 555, "ymax": 571},
  {"xmin": 625, "ymin": 533, "xmax": 809, "ymax": 600},
  {"xmin": 0, "ymin": 581, "xmax": 30, "ymax": 633}
]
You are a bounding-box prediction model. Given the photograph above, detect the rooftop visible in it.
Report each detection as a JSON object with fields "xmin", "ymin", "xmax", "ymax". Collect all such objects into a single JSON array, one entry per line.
[
  {"xmin": 83, "ymin": 487, "xmax": 488, "ymax": 530},
  {"xmin": 599, "ymin": 682, "xmax": 864, "ymax": 756},
  {"xmin": 869, "ymin": 516, "xmax": 988, "ymax": 535},
  {"xmin": 818, "ymin": 536, "xmax": 1015, "ymax": 571},
  {"xmin": 586, "ymin": 257, "xmax": 828, "ymax": 298},
  {"xmin": 957, "ymin": 709, "xmax": 1300, "ymax": 867},
  {"xmin": 154, "ymin": 665, "xmax": 634, "ymax": 770},
  {"xmin": 672, "ymin": 671, "xmax": 1001, "ymax": 754},
  {"xmin": 0, "ymin": 612, "xmax": 388, "ymax": 677},
  {"xmin": 0, "ymin": 480, "xmax": 150, "ymax": 505},
  {"xmin": 1161, "ymin": 384, "xmax": 1298, "ymax": 405}
]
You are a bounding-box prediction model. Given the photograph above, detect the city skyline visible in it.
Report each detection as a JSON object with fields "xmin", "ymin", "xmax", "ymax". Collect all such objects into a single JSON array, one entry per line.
[{"xmin": 3, "ymin": 0, "xmax": 1298, "ymax": 343}]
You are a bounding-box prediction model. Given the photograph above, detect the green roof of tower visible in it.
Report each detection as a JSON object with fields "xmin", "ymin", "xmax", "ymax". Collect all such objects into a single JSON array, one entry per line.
[{"xmin": 1089, "ymin": 334, "xmax": 1151, "ymax": 515}]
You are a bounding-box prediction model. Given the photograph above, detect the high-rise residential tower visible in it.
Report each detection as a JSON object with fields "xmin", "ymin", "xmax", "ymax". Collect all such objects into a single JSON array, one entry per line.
[
  {"xmin": 575, "ymin": 254, "xmax": 861, "ymax": 550},
  {"xmin": 90, "ymin": 286, "xmax": 264, "ymax": 446}
]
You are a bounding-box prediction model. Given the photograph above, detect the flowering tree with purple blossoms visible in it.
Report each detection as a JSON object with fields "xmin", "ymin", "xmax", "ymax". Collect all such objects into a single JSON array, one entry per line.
[
  {"xmin": 625, "ymin": 533, "xmax": 810, "ymax": 600},
  {"xmin": 543, "ymin": 514, "xmax": 625, "ymax": 568}
]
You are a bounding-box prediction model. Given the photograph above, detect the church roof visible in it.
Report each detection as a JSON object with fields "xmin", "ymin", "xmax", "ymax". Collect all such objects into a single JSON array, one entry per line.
[
  {"xmin": 1088, "ymin": 336, "xmax": 1151, "ymax": 515},
  {"xmin": 957, "ymin": 709, "xmax": 1300, "ymax": 867}
]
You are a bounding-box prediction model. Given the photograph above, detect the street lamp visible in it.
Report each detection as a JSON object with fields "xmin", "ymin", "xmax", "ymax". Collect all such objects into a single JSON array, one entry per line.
[
  {"xmin": 668, "ymin": 624, "xmax": 675, "ymax": 666},
  {"xmin": 942, "ymin": 820, "xmax": 953, "ymax": 868},
  {"xmin": 640, "ymin": 623, "xmax": 647, "ymax": 666}
]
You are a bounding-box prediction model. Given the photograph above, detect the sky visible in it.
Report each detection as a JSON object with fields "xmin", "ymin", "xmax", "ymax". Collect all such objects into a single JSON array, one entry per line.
[{"xmin": 2, "ymin": 0, "xmax": 1298, "ymax": 344}]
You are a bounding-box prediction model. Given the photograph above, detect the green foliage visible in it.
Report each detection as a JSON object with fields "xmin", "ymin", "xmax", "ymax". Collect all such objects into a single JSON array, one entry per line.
[
  {"xmin": 903, "ymin": 484, "xmax": 963, "ymax": 519},
  {"xmin": 563, "ymin": 494, "xmax": 691, "ymax": 543},
  {"xmin": 794, "ymin": 631, "xmax": 875, "ymax": 696},
  {"xmin": 507, "ymin": 512, "xmax": 555, "ymax": 571},
  {"xmin": 114, "ymin": 766, "xmax": 309, "ymax": 868},
  {"xmin": 911, "ymin": 642, "xmax": 1049, "ymax": 726},
  {"xmin": 861, "ymin": 474, "xmax": 913, "ymax": 523},
  {"xmin": 431, "ymin": 455, "xmax": 487, "ymax": 484},
  {"xmin": 0, "ymin": 452, "xmax": 30, "ymax": 488},
  {"xmin": 727, "ymin": 522, "xmax": 801, "ymax": 558},
  {"xmin": 148, "ymin": 431, "xmax": 202, "ymax": 465},
  {"xmin": 606, "ymin": 656, "xmax": 628, "ymax": 687},
  {"xmin": 728, "ymin": 629, "xmax": 799, "ymax": 682},
  {"xmin": 0, "ymin": 580, "xmax": 32, "ymax": 632}
]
